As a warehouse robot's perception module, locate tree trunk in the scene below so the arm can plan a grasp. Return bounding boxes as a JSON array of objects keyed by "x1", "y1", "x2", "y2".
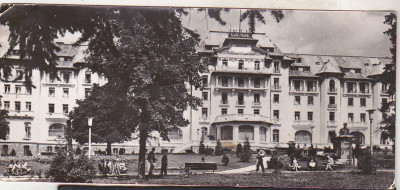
[
  {"x1": 106, "y1": 142, "x2": 112, "y2": 155},
  {"x1": 138, "y1": 128, "x2": 148, "y2": 179}
]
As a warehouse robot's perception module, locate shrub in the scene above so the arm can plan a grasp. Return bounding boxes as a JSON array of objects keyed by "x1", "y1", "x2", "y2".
[
  {"x1": 26, "y1": 150, "x2": 33, "y2": 156},
  {"x1": 10, "y1": 149, "x2": 16, "y2": 156},
  {"x1": 75, "y1": 147, "x2": 82, "y2": 155},
  {"x1": 214, "y1": 139, "x2": 222, "y2": 156},
  {"x1": 199, "y1": 139, "x2": 205, "y2": 154},
  {"x1": 236, "y1": 143, "x2": 242, "y2": 158},
  {"x1": 205, "y1": 148, "x2": 214, "y2": 156},
  {"x1": 240, "y1": 138, "x2": 252, "y2": 162},
  {"x1": 48, "y1": 151, "x2": 96, "y2": 183},
  {"x1": 358, "y1": 153, "x2": 376, "y2": 174},
  {"x1": 269, "y1": 151, "x2": 284, "y2": 174},
  {"x1": 221, "y1": 154, "x2": 229, "y2": 166}
]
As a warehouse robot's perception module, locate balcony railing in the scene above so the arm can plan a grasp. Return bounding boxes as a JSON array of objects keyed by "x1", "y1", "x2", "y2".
[
  {"x1": 328, "y1": 88, "x2": 337, "y2": 93},
  {"x1": 328, "y1": 104, "x2": 337, "y2": 108},
  {"x1": 220, "y1": 100, "x2": 229, "y2": 105},
  {"x1": 272, "y1": 85, "x2": 281, "y2": 90},
  {"x1": 327, "y1": 120, "x2": 337, "y2": 125},
  {"x1": 347, "y1": 122, "x2": 368, "y2": 128},
  {"x1": 293, "y1": 120, "x2": 314, "y2": 125},
  {"x1": 214, "y1": 114, "x2": 269, "y2": 124},
  {"x1": 252, "y1": 101, "x2": 261, "y2": 105},
  {"x1": 236, "y1": 101, "x2": 245, "y2": 106}
]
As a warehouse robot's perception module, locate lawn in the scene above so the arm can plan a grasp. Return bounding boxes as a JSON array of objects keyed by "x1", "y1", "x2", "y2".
[{"x1": 92, "y1": 171, "x2": 395, "y2": 189}]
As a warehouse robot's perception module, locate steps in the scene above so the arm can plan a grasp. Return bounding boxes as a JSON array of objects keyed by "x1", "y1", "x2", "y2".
[{"x1": 172, "y1": 142, "x2": 194, "y2": 154}]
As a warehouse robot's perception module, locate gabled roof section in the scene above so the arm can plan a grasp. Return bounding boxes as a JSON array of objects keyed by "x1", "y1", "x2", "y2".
[{"x1": 316, "y1": 59, "x2": 342, "y2": 75}]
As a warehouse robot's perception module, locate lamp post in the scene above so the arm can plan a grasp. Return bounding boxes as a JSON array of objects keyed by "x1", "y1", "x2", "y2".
[
  {"x1": 367, "y1": 109, "x2": 375, "y2": 155},
  {"x1": 87, "y1": 117, "x2": 94, "y2": 159}
]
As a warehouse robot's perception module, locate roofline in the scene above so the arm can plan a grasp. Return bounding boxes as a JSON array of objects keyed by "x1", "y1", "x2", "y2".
[
  {"x1": 286, "y1": 53, "x2": 391, "y2": 59},
  {"x1": 209, "y1": 31, "x2": 266, "y2": 35}
]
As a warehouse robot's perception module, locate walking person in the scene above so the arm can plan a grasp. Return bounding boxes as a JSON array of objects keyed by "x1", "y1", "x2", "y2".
[
  {"x1": 255, "y1": 149, "x2": 265, "y2": 174},
  {"x1": 160, "y1": 150, "x2": 168, "y2": 177},
  {"x1": 325, "y1": 155, "x2": 334, "y2": 171},
  {"x1": 147, "y1": 147, "x2": 157, "y2": 177}
]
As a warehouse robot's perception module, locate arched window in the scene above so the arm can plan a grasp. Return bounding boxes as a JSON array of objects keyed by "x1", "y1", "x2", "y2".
[
  {"x1": 350, "y1": 131, "x2": 365, "y2": 145},
  {"x1": 239, "y1": 126, "x2": 254, "y2": 140},
  {"x1": 168, "y1": 127, "x2": 183, "y2": 140},
  {"x1": 295, "y1": 130, "x2": 312, "y2": 144},
  {"x1": 48, "y1": 123, "x2": 66, "y2": 137},
  {"x1": 259, "y1": 127, "x2": 267, "y2": 142},
  {"x1": 47, "y1": 146, "x2": 53, "y2": 152},
  {"x1": 221, "y1": 126, "x2": 233, "y2": 140},
  {"x1": 329, "y1": 80, "x2": 335, "y2": 92},
  {"x1": 273, "y1": 129, "x2": 279, "y2": 143},
  {"x1": 113, "y1": 148, "x2": 118, "y2": 154},
  {"x1": 201, "y1": 127, "x2": 208, "y2": 140}
]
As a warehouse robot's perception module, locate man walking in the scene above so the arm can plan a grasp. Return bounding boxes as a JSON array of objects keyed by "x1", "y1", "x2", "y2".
[
  {"x1": 255, "y1": 149, "x2": 266, "y2": 174},
  {"x1": 160, "y1": 150, "x2": 168, "y2": 177},
  {"x1": 147, "y1": 147, "x2": 157, "y2": 176}
]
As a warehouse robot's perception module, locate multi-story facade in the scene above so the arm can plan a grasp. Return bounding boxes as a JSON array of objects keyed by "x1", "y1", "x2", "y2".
[{"x1": 0, "y1": 31, "x2": 394, "y2": 156}]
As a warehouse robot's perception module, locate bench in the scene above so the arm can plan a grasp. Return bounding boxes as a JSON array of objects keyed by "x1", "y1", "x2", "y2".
[{"x1": 185, "y1": 163, "x2": 217, "y2": 173}]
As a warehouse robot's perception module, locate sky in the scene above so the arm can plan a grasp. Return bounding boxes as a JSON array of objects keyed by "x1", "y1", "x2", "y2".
[{"x1": 0, "y1": 8, "x2": 393, "y2": 57}]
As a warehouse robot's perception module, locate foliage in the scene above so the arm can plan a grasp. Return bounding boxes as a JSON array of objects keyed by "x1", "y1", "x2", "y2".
[
  {"x1": 269, "y1": 150, "x2": 284, "y2": 174},
  {"x1": 379, "y1": 13, "x2": 396, "y2": 139},
  {"x1": 199, "y1": 139, "x2": 205, "y2": 154},
  {"x1": 75, "y1": 147, "x2": 82, "y2": 155},
  {"x1": 221, "y1": 154, "x2": 229, "y2": 166},
  {"x1": 0, "y1": 96, "x2": 9, "y2": 140},
  {"x1": 236, "y1": 143, "x2": 242, "y2": 158},
  {"x1": 358, "y1": 152, "x2": 376, "y2": 174},
  {"x1": 240, "y1": 9, "x2": 285, "y2": 33},
  {"x1": 10, "y1": 149, "x2": 16, "y2": 156},
  {"x1": 214, "y1": 139, "x2": 223, "y2": 156},
  {"x1": 48, "y1": 151, "x2": 96, "y2": 183},
  {"x1": 205, "y1": 148, "x2": 214, "y2": 156},
  {"x1": 240, "y1": 138, "x2": 251, "y2": 162}
]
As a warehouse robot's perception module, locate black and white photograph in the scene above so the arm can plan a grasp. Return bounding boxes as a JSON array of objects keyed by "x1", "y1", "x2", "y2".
[{"x1": 0, "y1": 3, "x2": 396, "y2": 189}]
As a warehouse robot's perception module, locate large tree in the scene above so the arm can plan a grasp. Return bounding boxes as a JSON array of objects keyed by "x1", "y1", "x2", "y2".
[
  {"x1": 379, "y1": 13, "x2": 396, "y2": 140},
  {"x1": 0, "y1": 96, "x2": 9, "y2": 140}
]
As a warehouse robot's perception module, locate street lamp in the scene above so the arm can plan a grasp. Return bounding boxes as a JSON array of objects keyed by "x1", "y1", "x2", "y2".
[
  {"x1": 366, "y1": 109, "x2": 375, "y2": 155},
  {"x1": 87, "y1": 117, "x2": 94, "y2": 159}
]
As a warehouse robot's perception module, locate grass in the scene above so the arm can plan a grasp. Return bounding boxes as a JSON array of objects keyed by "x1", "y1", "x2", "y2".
[{"x1": 91, "y1": 171, "x2": 395, "y2": 189}]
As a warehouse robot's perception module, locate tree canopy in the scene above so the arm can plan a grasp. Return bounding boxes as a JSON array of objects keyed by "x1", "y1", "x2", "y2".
[{"x1": 0, "y1": 96, "x2": 9, "y2": 140}]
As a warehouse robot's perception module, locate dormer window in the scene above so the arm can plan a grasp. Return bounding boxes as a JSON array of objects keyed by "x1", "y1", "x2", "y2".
[
  {"x1": 315, "y1": 62, "x2": 320, "y2": 65},
  {"x1": 222, "y1": 59, "x2": 228, "y2": 67},
  {"x1": 238, "y1": 60, "x2": 244, "y2": 70},
  {"x1": 303, "y1": 67, "x2": 310, "y2": 72},
  {"x1": 254, "y1": 61, "x2": 260, "y2": 70},
  {"x1": 295, "y1": 58, "x2": 302, "y2": 63},
  {"x1": 65, "y1": 57, "x2": 73, "y2": 62},
  {"x1": 355, "y1": 69, "x2": 361, "y2": 73},
  {"x1": 364, "y1": 63, "x2": 370, "y2": 66}
]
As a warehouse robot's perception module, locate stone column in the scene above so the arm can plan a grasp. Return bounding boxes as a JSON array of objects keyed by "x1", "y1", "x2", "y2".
[
  {"x1": 254, "y1": 125, "x2": 260, "y2": 143},
  {"x1": 233, "y1": 125, "x2": 239, "y2": 142},
  {"x1": 217, "y1": 125, "x2": 221, "y2": 140}
]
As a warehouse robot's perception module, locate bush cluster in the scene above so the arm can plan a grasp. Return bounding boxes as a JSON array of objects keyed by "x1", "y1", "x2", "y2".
[{"x1": 221, "y1": 154, "x2": 229, "y2": 166}]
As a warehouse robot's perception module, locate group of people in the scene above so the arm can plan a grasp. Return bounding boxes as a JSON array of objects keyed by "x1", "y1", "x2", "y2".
[
  {"x1": 6, "y1": 160, "x2": 29, "y2": 176},
  {"x1": 147, "y1": 147, "x2": 168, "y2": 177},
  {"x1": 98, "y1": 159, "x2": 121, "y2": 176}
]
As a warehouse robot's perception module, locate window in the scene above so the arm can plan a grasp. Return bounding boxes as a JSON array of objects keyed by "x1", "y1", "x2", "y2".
[
  {"x1": 65, "y1": 57, "x2": 73, "y2": 62},
  {"x1": 348, "y1": 113, "x2": 354, "y2": 122},
  {"x1": 63, "y1": 104, "x2": 69, "y2": 114},
  {"x1": 307, "y1": 96, "x2": 314, "y2": 105},
  {"x1": 85, "y1": 88, "x2": 91, "y2": 98},
  {"x1": 221, "y1": 126, "x2": 233, "y2": 140},
  {"x1": 4, "y1": 101, "x2": 10, "y2": 110},
  {"x1": 63, "y1": 72, "x2": 71, "y2": 83},
  {"x1": 238, "y1": 77, "x2": 244, "y2": 87},
  {"x1": 24, "y1": 123, "x2": 31, "y2": 139},
  {"x1": 202, "y1": 76, "x2": 208, "y2": 87},
  {"x1": 202, "y1": 92, "x2": 208, "y2": 101},
  {"x1": 253, "y1": 93, "x2": 260, "y2": 104},
  {"x1": 239, "y1": 126, "x2": 254, "y2": 140},
  {"x1": 63, "y1": 88, "x2": 69, "y2": 98},
  {"x1": 273, "y1": 78, "x2": 279, "y2": 89},
  {"x1": 360, "y1": 113, "x2": 366, "y2": 122},
  {"x1": 221, "y1": 92, "x2": 228, "y2": 104},
  {"x1": 222, "y1": 59, "x2": 228, "y2": 67},
  {"x1": 48, "y1": 123, "x2": 65, "y2": 137},
  {"x1": 273, "y1": 129, "x2": 279, "y2": 143},
  {"x1": 238, "y1": 109, "x2": 244, "y2": 114},
  {"x1": 328, "y1": 131, "x2": 336, "y2": 143},
  {"x1": 4, "y1": 85, "x2": 10, "y2": 93},
  {"x1": 295, "y1": 112, "x2": 300, "y2": 121},
  {"x1": 15, "y1": 101, "x2": 21, "y2": 111},
  {"x1": 5, "y1": 125, "x2": 9, "y2": 139},
  {"x1": 273, "y1": 61, "x2": 280, "y2": 73},
  {"x1": 329, "y1": 112, "x2": 335, "y2": 121},
  {"x1": 348, "y1": 98, "x2": 354, "y2": 106},
  {"x1": 47, "y1": 146, "x2": 53, "y2": 152},
  {"x1": 259, "y1": 127, "x2": 266, "y2": 141},
  {"x1": 306, "y1": 81, "x2": 314, "y2": 92},
  {"x1": 16, "y1": 70, "x2": 23, "y2": 79},
  {"x1": 238, "y1": 60, "x2": 244, "y2": 69},
  {"x1": 49, "y1": 104, "x2": 55, "y2": 113},
  {"x1": 202, "y1": 108, "x2": 208, "y2": 118},
  {"x1": 25, "y1": 102, "x2": 31, "y2": 111},
  {"x1": 273, "y1": 110, "x2": 279, "y2": 120},
  {"x1": 254, "y1": 78, "x2": 260, "y2": 88},
  {"x1": 49, "y1": 87, "x2": 55, "y2": 97},
  {"x1": 254, "y1": 61, "x2": 260, "y2": 70},
  {"x1": 360, "y1": 98, "x2": 366, "y2": 107},
  {"x1": 221, "y1": 108, "x2": 227, "y2": 115},
  {"x1": 347, "y1": 82, "x2": 355, "y2": 93},
  {"x1": 85, "y1": 71, "x2": 91, "y2": 83},
  {"x1": 221, "y1": 77, "x2": 228, "y2": 87},
  {"x1": 15, "y1": 85, "x2": 21, "y2": 94},
  {"x1": 329, "y1": 96, "x2": 335, "y2": 105},
  {"x1": 295, "y1": 130, "x2": 312, "y2": 144},
  {"x1": 329, "y1": 80, "x2": 335, "y2": 92},
  {"x1": 360, "y1": 83, "x2": 369, "y2": 93},
  {"x1": 168, "y1": 127, "x2": 183, "y2": 140},
  {"x1": 238, "y1": 93, "x2": 244, "y2": 105},
  {"x1": 307, "y1": 112, "x2": 313, "y2": 121},
  {"x1": 273, "y1": 94, "x2": 279, "y2": 103},
  {"x1": 294, "y1": 96, "x2": 301, "y2": 105},
  {"x1": 382, "y1": 98, "x2": 388, "y2": 104},
  {"x1": 254, "y1": 109, "x2": 260, "y2": 115},
  {"x1": 26, "y1": 87, "x2": 32, "y2": 95},
  {"x1": 294, "y1": 80, "x2": 301, "y2": 91},
  {"x1": 382, "y1": 83, "x2": 389, "y2": 92}
]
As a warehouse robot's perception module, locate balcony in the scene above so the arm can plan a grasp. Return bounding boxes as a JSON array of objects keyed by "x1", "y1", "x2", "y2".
[
  {"x1": 252, "y1": 101, "x2": 262, "y2": 108},
  {"x1": 213, "y1": 66, "x2": 271, "y2": 75},
  {"x1": 236, "y1": 101, "x2": 245, "y2": 107},
  {"x1": 328, "y1": 104, "x2": 337, "y2": 108},
  {"x1": 7, "y1": 110, "x2": 34, "y2": 118},
  {"x1": 327, "y1": 120, "x2": 337, "y2": 127},
  {"x1": 293, "y1": 120, "x2": 315, "y2": 126},
  {"x1": 46, "y1": 112, "x2": 68, "y2": 122},
  {"x1": 347, "y1": 122, "x2": 368, "y2": 130},
  {"x1": 220, "y1": 100, "x2": 229, "y2": 107},
  {"x1": 328, "y1": 88, "x2": 337, "y2": 93},
  {"x1": 271, "y1": 85, "x2": 281, "y2": 92},
  {"x1": 213, "y1": 114, "x2": 271, "y2": 124}
]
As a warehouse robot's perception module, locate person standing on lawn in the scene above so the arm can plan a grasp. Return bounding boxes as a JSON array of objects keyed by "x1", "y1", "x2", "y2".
[
  {"x1": 160, "y1": 150, "x2": 168, "y2": 177},
  {"x1": 147, "y1": 147, "x2": 157, "y2": 176},
  {"x1": 255, "y1": 149, "x2": 265, "y2": 174}
]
